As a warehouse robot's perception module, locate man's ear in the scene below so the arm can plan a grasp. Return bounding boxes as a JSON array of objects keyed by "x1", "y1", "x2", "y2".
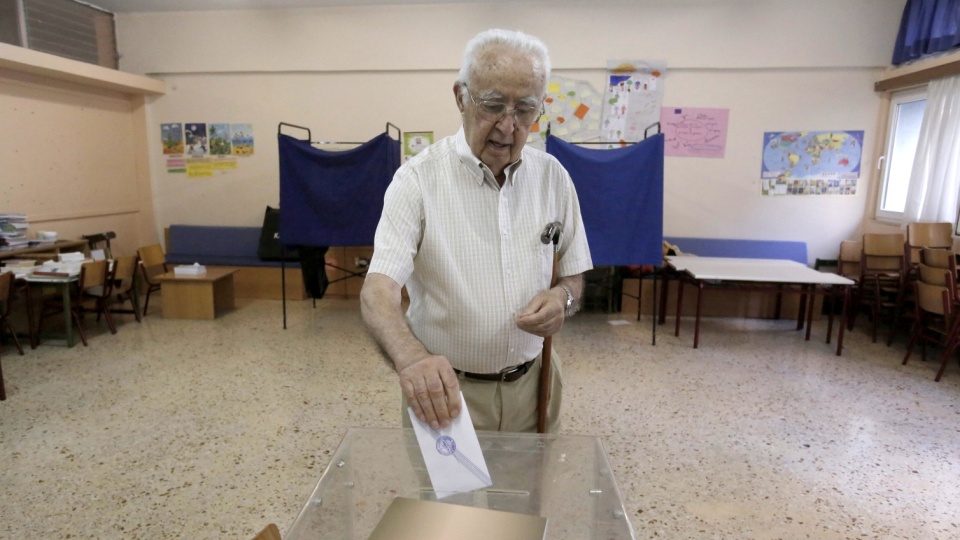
[{"x1": 453, "y1": 82, "x2": 465, "y2": 113}]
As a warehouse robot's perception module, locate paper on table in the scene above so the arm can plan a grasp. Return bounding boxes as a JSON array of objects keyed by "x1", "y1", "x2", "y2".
[{"x1": 407, "y1": 393, "x2": 492, "y2": 499}]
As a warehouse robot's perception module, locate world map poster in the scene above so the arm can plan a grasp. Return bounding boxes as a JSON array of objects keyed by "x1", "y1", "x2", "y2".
[{"x1": 760, "y1": 130, "x2": 864, "y2": 196}]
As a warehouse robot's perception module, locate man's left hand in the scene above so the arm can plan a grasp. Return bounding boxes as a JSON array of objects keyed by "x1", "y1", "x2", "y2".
[{"x1": 516, "y1": 287, "x2": 566, "y2": 337}]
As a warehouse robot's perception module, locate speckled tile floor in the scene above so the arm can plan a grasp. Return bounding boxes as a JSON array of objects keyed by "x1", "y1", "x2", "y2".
[{"x1": 0, "y1": 297, "x2": 958, "y2": 539}]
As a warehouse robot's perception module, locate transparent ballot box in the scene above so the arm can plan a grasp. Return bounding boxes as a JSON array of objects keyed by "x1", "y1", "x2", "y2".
[{"x1": 286, "y1": 427, "x2": 636, "y2": 539}]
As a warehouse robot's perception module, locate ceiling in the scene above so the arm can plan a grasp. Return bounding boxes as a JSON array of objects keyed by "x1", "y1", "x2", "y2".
[{"x1": 88, "y1": 0, "x2": 523, "y2": 14}]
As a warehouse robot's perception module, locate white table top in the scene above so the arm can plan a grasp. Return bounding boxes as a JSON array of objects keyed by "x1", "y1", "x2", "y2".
[{"x1": 666, "y1": 255, "x2": 855, "y2": 286}]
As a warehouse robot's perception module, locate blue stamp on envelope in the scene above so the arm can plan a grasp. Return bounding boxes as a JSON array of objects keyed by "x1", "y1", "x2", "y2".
[{"x1": 436, "y1": 435, "x2": 457, "y2": 456}]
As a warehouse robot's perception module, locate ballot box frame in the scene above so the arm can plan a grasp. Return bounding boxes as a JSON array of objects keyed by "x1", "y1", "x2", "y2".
[{"x1": 285, "y1": 427, "x2": 636, "y2": 539}]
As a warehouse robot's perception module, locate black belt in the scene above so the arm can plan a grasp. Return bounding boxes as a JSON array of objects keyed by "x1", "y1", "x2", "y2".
[{"x1": 455, "y1": 358, "x2": 536, "y2": 383}]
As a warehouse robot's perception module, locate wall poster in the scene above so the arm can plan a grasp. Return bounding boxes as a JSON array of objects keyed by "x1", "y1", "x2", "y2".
[
  {"x1": 761, "y1": 130, "x2": 864, "y2": 196},
  {"x1": 600, "y1": 60, "x2": 666, "y2": 144},
  {"x1": 160, "y1": 122, "x2": 253, "y2": 176}
]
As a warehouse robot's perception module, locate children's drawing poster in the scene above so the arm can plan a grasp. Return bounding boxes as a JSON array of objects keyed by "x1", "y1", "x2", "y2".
[
  {"x1": 231, "y1": 124, "x2": 254, "y2": 155},
  {"x1": 162, "y1": 122, "x2": 253, "y2": 175},
  {"x1": 528, "y1": 75, "x2": 602, "y2": 149},
  {"x1": 659, "y1": 107, "x2": 729, "y2": 158},
  {"x1": 185, "y1": 123, "x2": 208, "y2": 157},
  {"x1": 161, "y1": 123, "x2": 184, "y2": 155},
  {"x1": 601, "y1": 60, "x2": 666, "y2": 144},
  {"x1": 209, "y1": 123, "x2": 231, "y2": 155}
]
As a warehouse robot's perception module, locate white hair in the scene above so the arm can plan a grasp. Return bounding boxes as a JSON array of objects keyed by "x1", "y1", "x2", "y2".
[{"x1": 457, "y1": 29, "x2": 551, "y2": 97}]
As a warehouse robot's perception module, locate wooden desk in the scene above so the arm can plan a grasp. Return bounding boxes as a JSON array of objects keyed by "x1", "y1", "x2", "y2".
[
  {"x1": 156, "y1": 268, "x2": 238, "y2": 319},
  {"x1": 0, "y1": 239, "x2": 89, "y2": 261}
]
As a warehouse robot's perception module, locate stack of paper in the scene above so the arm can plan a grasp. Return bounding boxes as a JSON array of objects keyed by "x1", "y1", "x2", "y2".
[
  {"x1": 174, "y1": 263, "x2": 207, "y2": 276},
  {"x1": 0, "y1": 213, "x2": 29, "y2": 250}
]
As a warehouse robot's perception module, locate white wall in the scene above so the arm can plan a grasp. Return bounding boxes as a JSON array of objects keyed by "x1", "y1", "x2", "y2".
[{"x1": 116, "y1": 0, "x2": 905, "y2": 263}]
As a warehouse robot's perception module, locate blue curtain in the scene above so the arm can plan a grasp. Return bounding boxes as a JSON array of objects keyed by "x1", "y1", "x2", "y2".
[
  {"x1": 278, "y1": 133, "x2": 400, "y2": 247},
  {"x1": 546, "y1": 134, "x2": 664, "y2": 266},
  {"x1": 892, "y1": 0, "x2": 960, "y2": 65}
]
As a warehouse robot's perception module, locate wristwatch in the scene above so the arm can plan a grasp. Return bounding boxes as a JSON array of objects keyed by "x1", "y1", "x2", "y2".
[{"x1": 559, "y1": 284, "x2": 576, "y2": 316}]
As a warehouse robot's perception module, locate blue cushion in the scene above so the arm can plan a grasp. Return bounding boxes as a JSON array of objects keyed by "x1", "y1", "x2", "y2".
[
  {"x1": 167, "y1": 225, "x2": 300, "y2": 268},
  {"x1": 664, "y1": 237, "x2": 808, "y2": 265}
]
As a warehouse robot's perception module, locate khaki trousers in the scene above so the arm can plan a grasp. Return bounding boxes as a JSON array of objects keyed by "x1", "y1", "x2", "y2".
[{"x1": 401, "y1": 348, "x2": 563, "y2": 433}]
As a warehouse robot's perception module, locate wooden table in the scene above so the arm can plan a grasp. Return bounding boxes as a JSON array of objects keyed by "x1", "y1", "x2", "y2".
[{"x1": 155, "y1": 267, "x2": 238, "y2": 319}]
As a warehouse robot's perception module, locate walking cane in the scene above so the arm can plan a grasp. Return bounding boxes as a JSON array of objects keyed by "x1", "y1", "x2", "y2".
[{"x1": 538, "y1": 223, "x2": 562, "y2": 433}]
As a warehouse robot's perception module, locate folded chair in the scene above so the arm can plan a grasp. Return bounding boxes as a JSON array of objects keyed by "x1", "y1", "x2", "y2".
[
  {"x1": 0, "y1": 272, "x2": 25, "y2": 400},
  {"x1": 137, "y1": 244, "x2": 167, "y2": 316}
]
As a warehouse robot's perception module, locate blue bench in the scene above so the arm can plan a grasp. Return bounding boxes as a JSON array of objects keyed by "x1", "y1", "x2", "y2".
[
  {"x1": 663, "y1": 236, "x2": 808, "y2": 265},
  {"x1": 165, "y1": 225, "x2": 305, "y2": 300},
  {"x1": 166, "y1": 225, "x2": 300, "y2": 268}
]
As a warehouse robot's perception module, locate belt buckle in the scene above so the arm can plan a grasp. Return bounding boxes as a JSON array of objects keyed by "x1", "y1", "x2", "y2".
[{"x1": 498, "y1": 361, "x2": 526, "y2": 382}]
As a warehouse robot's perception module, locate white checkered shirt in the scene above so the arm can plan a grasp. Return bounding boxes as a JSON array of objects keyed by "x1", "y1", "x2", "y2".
[{"x1": 368, "y1": 128, "x2": 593, "y2": 374}]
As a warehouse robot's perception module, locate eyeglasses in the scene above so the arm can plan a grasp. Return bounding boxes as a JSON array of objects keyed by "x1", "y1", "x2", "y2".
[{"x1": 463, "y1": 84, "x2": 543, "y2": 127}]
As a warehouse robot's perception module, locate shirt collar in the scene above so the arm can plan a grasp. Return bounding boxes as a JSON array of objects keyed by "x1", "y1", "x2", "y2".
[{"x1": 454, "y1": 127, "x2": 524, "y2": 187}]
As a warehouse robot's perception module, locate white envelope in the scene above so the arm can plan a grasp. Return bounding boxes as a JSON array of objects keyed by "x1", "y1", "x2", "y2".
[{"x1": 407, "y1": 393, "x2": 492, "y2": 499}]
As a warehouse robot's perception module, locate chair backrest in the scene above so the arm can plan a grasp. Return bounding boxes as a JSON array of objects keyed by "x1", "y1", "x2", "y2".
[
  {"x1": 111, "y1": 255, "x2": 138, "y2": 295},
  {"x1": 79, "y1": 260, "x2": 109, "y2": 293},
  {"x1": 915, "y1": 279, "x2": 951, "y2": 316},
  {"x1": 138, "y1": 244, "x2": 167, "y2": 281},
  {"x1": 920, "y1": 247, "x2": 955, "y2": 269},
  {"x1": 861, "y1": 233, "x2": 905, "y2": 273},
  {"x1": 906, "y1": 222, "x2": 953, "y2": 267},
  {"x1": 838, "y1": 240, "x2": 861, "y2": 279},
  {"x1": 918, "y1": 262, "x2": 949, "y2": 287}
]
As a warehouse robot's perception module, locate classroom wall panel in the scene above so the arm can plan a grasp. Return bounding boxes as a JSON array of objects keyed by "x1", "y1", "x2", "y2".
[{"x1": 121, "y1": 0, "x2": 904, "y2": 265}]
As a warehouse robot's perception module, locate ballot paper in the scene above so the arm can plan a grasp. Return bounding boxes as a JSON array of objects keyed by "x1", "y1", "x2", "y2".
[{"x1": 407, "y1": 393, "x2": 492, "y2": 498}]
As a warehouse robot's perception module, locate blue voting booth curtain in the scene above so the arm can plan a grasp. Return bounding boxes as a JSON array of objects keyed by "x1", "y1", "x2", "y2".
[
  {"x1": 278, "y1": 133, "x2": 400, "y2": 247},
  {"x1": 892, "y1": 0, "x2": 960, "y2": 65},
  {"x1": 546, "y1": 134, "x2": 664, "y2": 266}
]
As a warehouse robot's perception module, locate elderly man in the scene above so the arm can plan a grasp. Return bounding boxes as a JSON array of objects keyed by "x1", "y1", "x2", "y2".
[{"x1": 361, "y1": 28, "x2": 592, "y2": 433}]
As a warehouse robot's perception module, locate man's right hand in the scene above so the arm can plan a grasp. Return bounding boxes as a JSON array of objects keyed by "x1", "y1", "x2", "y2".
[{"x1": 397, "y1": 355, "x2": 461, "y2": 430}]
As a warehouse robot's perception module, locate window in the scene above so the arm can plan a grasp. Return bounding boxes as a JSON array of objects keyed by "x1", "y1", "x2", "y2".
[
  {"x1": 876, "y1": 87, "x2": 927, "y2": 222},
  {"x1": 0, "y1": 0, "x2": 117, "y2": 69}
]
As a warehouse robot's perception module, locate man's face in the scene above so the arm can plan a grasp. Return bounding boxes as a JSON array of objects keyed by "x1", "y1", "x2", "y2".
[{"x1": 456, "y1": 48, "x2": 544, "y2": 179}]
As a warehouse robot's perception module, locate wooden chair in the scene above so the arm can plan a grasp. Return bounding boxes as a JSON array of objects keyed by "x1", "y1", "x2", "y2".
[
  {"x1": 856, "y1": 233, "x2": 904, "y2": 343},
  {"x1": 137, "y1": 244, "x2": 167, "y2": 316},
  {"x1": 81, "y1": 231, "x2": 117, "y2": 260},
  {"x1": 0, "y1": 272, "x2": 25, "y2": 401},
  {"x1": 37, "y1": 260, "x2": 114, "y2": 347},
  {"x1": 919, "y1": 247, "x2": 958, "y2": 302},
  {"x1": 108, "y1": 254, "x2": 142, "y2": 323},
  {"x1": 836, "y1": 240, "x2": 861, "y2": 326},
  {"x1": 902, "y1": 262, "x2": 960, "y2": 381},
  {"x1": 887, "y1": 222, "x2": 954, "y2": 344},
  {"x1": 251, "y1": 523, "x2": 281, "y2": 540}
]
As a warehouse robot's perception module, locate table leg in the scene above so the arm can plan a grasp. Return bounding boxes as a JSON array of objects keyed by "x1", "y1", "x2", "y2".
[
  {"x1": 62, "y1": 282, "x2": 74, "y2": 347},
  {"x1": 826, "y1": 287, "x2": 835, "y2": 345},
  {"x1": 795, "y1": 284, "x2": 806, "y2": 330},
  {"x1": 674, "y1": 278, "x2": 684, "y2": 337},
  {"x1": 694, "y1": 281, "x2": 704, "y2": 349},
  {"x1": 804, "y1": 285, "x2": 815, "y2": 341},
  {"x1": 836, "y1": 285, "x2": 849, "y2": 356}
]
